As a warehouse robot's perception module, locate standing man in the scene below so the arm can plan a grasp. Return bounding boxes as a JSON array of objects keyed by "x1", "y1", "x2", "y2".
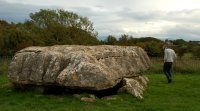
[{"x1": 164, "y1": 44, "x2": 177, "y2": 83}]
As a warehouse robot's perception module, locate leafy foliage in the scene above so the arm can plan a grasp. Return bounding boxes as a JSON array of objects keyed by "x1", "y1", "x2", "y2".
[
  {"x1": 191, "y1": 45, "x2": 200, "y2": 58},
  {"x1": 104, "y1": 35, "x2": 164, "y2": 57},
  {"x1": 0, "y1": 9, "x2": 200, "y2": 57},
  {"x1": 106, "y1": 35, "x2": 117, "y2": 45},
  {"x1": 0, "y1": 9, "x2": 99, "y2": 55}
]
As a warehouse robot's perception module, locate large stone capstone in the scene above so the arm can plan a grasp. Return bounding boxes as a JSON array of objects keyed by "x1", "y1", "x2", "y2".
[{"x1": 8, "y1": 45, "x2": 151, "y2": 99}]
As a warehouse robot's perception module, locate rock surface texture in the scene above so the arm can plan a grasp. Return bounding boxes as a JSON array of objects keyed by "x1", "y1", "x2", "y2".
[{"x1": 9, "y1": 45, "x2": 151, "y2": 99}]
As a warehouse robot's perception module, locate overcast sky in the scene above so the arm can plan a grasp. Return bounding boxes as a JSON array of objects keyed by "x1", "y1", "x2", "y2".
[{"x1": 0, "y1": 0, "x2": 200, "y2": 41}]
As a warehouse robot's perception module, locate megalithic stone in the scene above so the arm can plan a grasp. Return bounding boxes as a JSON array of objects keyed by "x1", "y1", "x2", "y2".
[{"x1": 8, "y1": 45, "x2": 151, "y2": 98}]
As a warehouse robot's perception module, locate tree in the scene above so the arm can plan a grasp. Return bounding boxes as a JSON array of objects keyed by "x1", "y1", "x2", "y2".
[
  {"x1": 128, "y1": 36, "x2": 137, "y2": 45},
  {"x1": 173, "y1": 46, "x2": 188, "y2": 58},
  {"x1": 106, "y1": 35, "x2": 117, "y2": 45},
  {"x1": 138, "y1": 37, "x2": 162, "y2": 43},
  {"x1": 191, "y1": 45, "x2": 200, "y2": 58},
  {"x1": 118, "y1": 34, "x2": 129, "y2": 45},
  {"x1": 173, "y1": 39, "x2": 187, "y2": 46},
  {"x1": 1, "y1": 29, "x2": 34, "y2": 55},
  {"x1": 29, "y1": 9, "x2": 97, "y2": 36},
  {"x1": 144, "y1": 41, "x2": 164, "y2": 57},
  {"x1": 0, "y1": 20, "x2": 18, "y2": 56},
  {"x1": 23, "y1": 9, "x2": 98, "y2": 45},
  {"x1": 172, "y1": 39, "x2": 188, "y2": 58}
]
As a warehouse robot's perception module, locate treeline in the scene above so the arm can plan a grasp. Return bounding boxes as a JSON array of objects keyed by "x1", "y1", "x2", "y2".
[
  {"x1": 0, "y1": 9, "x2": 99, "y2": 56},
  {"x1": 100, "y1": 35, "x2": 200, "y2": 58},
  {"x1": 101, "y1": 35, "x2": 164, "y2": 57},
  {"x1": 168, "y1": 39, "x2": 200, "y2": 58},
  {"x1": 0, "y1": 9, "x2": 200, "y2": 58}
]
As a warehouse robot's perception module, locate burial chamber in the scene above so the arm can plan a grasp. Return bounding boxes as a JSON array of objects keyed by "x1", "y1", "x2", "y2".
[{"x1": 8, "y1": 45, "x2": 151, "y2": 99}]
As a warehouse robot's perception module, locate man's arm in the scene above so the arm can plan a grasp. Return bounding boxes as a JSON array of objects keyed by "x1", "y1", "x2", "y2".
[
  {"x1": 164, "y1": 49, "x2": 167, "y2": 62},
  {"x1": 173, "y1": 50, "x2": 177, "y2": 59}
]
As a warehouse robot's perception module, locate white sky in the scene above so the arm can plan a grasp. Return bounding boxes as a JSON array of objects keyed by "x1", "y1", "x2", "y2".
[{"x1": 1, "y1": 0, "x2": 200, "y2": 40}]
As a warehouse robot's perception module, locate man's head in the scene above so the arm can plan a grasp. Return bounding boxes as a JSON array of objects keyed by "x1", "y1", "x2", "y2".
[
  {"x1": 163, "y1": 44, "x2": 171, "y2": 49},
  {"x1": 164, "y1": 40, "x2": 172, "y2": 49}
]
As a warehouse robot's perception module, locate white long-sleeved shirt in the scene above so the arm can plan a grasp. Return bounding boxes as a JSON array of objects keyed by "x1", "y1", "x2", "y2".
[{"x1": 164, "y1": 48, "x2": 177, "y2": 62}]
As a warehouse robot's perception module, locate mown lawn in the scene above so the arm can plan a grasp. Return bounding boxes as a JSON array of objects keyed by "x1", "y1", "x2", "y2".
[{"x1": 0, "y1": 60, "x2": 200, "y2": 111}]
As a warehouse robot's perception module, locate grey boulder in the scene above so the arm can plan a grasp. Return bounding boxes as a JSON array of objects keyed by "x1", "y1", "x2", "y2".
[{"x1": 8, "y1": 45, "x2": 151, "y2": 98}]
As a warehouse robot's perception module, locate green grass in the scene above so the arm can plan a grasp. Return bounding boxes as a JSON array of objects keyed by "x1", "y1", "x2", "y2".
[{"x1": 1, "y1": 59, "x2": 200, "y2": 111}]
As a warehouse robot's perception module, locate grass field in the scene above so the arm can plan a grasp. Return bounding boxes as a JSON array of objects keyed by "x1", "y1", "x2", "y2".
[
  {"x1": 1, "y1": 59, "x2": 200, "y2": 111},
  {"x1": 148, "y1": 57, "x2": 200, "y2": 74}
]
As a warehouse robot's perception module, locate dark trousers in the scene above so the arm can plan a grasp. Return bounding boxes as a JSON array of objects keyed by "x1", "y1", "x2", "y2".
[{"x1": 164, "y1": 62, "x2": 173, "y2": 82}]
